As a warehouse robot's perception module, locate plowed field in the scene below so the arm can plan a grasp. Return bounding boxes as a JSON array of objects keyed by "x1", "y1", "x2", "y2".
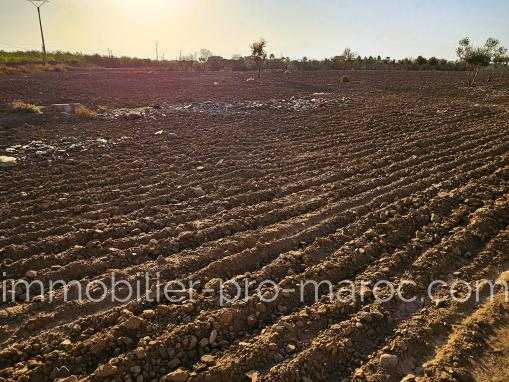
[{"x1": 0, "y1": 69, "x2": 508, "y2": 382}]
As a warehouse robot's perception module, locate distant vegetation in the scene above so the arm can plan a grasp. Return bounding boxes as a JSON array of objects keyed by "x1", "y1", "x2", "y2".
[{"x1": 1, "y1": 37, "x2": 508, "y2": 77}]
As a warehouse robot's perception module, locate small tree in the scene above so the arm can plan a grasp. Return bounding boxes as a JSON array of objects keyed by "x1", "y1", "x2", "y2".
[
  {"x1": 199, "y1": 49, "x2": 213, "y2": 63},
  {"x1": 341, "y1": 48, "x2": 357, "y2": 69},
  {"x1": 342, "y1": 47, "x2": 357, "y2": 61},
  {"x1": 415, "y1": 55, "x2": 427, "y2": 65},
  {"x1": 456, "y1": 37, "x2": 507, "y2": 86},
  {"x1": 250, "y1": 39, "x2": 267, "y2": 80},
  {"x1": 281, "y1": 56, "x2": 290, "y2": 71}
]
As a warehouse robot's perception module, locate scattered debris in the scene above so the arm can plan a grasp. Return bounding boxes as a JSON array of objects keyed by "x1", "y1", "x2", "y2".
[
  {"x1": 3, "y1": 136, "x2": 129, "y2": 162},
  {"x1": 98, "y1": 106, "x2": 162, "y2": 120}
]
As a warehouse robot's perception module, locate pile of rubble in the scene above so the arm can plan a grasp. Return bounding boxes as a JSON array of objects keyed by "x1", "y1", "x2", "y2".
[
  {"x1": 100, "y1": 93, "x2": 349, "y2": 119},
  {"x1": 166, "y1": 93, "x2": 349, "y2": 115}
]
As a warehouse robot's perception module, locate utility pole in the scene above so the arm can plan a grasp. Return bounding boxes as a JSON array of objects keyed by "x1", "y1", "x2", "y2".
[
  {"x1": 27, "y1": 0, "x2": 49, "y2": 65},
  {"x1": 155, "y1": 41, "x2": 159, "y2": 61}
]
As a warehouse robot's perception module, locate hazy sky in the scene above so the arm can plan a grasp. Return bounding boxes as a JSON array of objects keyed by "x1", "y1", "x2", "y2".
[{"x1": 1, "y1": 0, "x2": 508, "y2": 60}]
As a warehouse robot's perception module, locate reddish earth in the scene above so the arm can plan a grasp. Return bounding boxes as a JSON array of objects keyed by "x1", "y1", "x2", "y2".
[{"x1": 0, "y1": 69, "x2": 508, "y2": 382}]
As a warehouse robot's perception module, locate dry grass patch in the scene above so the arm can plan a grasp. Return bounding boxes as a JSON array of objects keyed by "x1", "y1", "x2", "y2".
[
  {"x1": 0, "y1": 65, "x2": 27, "y2": 75},
  {"x1": 74, "y1": 104, "x2": 97, "y2": 119},
  {"x1": 0, "y1": 63, "x2": 69, "y2": 76},
  {"x1": 9, "y1": 100, "x2": 42, "y2": 114}
]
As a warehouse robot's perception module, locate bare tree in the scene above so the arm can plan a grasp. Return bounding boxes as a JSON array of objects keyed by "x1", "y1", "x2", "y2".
[{"x1": 250, "y1": 38, "x2": 267, "y2": 80}]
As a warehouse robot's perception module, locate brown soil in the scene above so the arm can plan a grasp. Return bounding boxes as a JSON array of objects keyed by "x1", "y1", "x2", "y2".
[
  {"x1": 473, "y1": 322, "x2": 509, "y2": 382},
  {"x1": 0, "y1": 69, "x2": 508, "y2": 382}
]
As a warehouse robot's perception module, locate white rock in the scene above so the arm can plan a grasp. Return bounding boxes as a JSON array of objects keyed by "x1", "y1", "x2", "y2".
[{"x1": 0, "y1": 156, "x2": 17, "y2": 168}]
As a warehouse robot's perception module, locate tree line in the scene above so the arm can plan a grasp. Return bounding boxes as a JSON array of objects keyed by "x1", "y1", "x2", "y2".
[{"x1": 1, "y1": 36, "x2": 507, "y2": 82}]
